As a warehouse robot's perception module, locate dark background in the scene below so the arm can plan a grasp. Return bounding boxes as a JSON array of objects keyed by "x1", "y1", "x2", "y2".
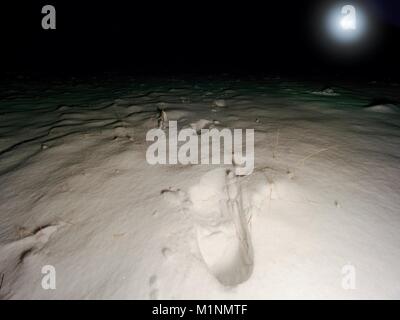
[{"x1": 0, "y1": 0, "x2": 399, "y2": 79}]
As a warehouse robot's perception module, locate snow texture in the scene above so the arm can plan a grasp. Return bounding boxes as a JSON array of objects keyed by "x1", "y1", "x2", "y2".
[{"x1": 0, "y1": 78, "x2": 400, "y2": 299}]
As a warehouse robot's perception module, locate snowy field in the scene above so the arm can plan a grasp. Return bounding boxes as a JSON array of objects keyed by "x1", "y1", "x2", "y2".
[{"x1": 0, "y1": 77, "x2": 399, "y2": 299}]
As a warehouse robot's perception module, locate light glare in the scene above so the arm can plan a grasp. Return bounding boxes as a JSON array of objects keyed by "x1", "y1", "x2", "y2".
[{"x1": 326, "y1": 4, "x2": 366, "y2": 44}]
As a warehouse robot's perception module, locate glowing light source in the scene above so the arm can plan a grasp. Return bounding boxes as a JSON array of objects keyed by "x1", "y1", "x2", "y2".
[
  {"x1": 311, "y1": 2, "x2": 378, "y2": 58},
  {"x1": 325, "y1": 4, "x2": 366, "y2": 44}
]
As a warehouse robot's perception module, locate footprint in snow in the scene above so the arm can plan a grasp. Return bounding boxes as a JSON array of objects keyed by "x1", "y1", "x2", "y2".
[
  {"x1": 161, "y1": 188, "x2": 189, "y2": 206},
  {"x1": 187, "y1": 168, "x2": 254, "y2": 286},
  {"x1": 0, "y1": 224, "x2": 60, "y2": 297}
]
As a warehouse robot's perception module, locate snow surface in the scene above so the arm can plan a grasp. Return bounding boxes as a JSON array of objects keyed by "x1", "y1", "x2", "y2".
[
  {"x1": 0, "y1": 77, "x2": 400, "y2": 299},
  {"x1": 364, "y1": 103, "x2": 399, "y2": 114}
]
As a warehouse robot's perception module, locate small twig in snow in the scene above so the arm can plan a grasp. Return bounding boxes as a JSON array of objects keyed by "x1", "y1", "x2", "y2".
[
  {"x1": 0, "y1": 273, "x2": 4, "y2": 291},
  {"x1": 291, "y1": 145, "x2": 339, "y2": 177}
]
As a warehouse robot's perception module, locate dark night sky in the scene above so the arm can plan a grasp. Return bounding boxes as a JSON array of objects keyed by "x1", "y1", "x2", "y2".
[{"x1": 0, "y1": 0, "x2": 399, "y2": 78}]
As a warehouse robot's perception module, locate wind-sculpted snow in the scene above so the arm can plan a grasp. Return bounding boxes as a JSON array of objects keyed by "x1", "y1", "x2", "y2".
[{"x1": 0, "y1": 78, "x2": 400, "y2": 299}]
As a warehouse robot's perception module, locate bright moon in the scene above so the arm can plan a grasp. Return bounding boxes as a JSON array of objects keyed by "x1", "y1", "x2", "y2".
[{"x1": 323, "y1": 3, "x2": 367, "y2": 45}]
